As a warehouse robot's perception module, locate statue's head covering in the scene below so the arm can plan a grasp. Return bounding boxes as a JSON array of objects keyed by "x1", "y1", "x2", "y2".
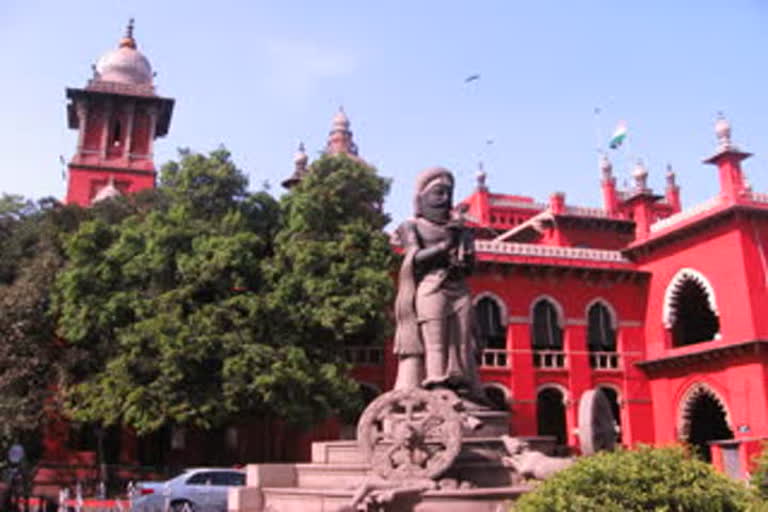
[{"x1": 414, "y1": 166, "x2": 454, "y2": 217}]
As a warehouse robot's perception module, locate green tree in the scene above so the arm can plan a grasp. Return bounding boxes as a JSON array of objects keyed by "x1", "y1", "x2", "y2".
[
  {"x1": 53, "y1": 148, "x2": 392, "y2": 437},
  {"x1": 0, "y1": 197, "x2": 86, "y2": 466},
  {"x1": 264, "y1": 154, "x2": 395, "y2": 422},
  {"x1": 750, "y1": 442, "x2": 768, "y2": 501},
  {"x1": 514, "y1": 445, "x2": 757, "y2": 512}
]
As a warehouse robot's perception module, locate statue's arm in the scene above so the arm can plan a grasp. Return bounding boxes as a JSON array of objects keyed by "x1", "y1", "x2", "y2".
[{"x1": 400, "y1": 222, "x2": 450, "y2": 265}]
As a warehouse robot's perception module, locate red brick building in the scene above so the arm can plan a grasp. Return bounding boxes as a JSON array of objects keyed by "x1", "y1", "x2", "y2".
[{"x1": 55, "y1": 23, "x2": 768, "y2": 484}]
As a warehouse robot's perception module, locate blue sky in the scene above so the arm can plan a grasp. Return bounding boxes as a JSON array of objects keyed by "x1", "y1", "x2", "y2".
[{"x1": 2, "y1": 1, "x2": 767, "y2": 224}]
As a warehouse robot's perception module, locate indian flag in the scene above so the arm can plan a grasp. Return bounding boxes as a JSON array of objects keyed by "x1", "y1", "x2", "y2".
[{"x1": 609, "y1": 121, "x2": 627, "y2": 149}]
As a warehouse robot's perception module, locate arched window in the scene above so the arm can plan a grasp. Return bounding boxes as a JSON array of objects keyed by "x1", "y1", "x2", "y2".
[
  {"x1": 537, "y1": 387, "x2": 567, "y2": 445},
  {"x1": 678, "y1": 384, "x2": 733, "y2": 462},
  {"x1": 664, "y1": 270, "x2": 719, "y2": 347},
  {"x1": 588, "y1": 302, "x2": 616, "y2": 352},
  {"x1": 598, "y1": 386, "x2": 622, "y2": 444},
  {"x1": 483, "y1": 383, "x2": 509, "y2": 411},
  {"x1": 531, "y1": 299, "x2": 563, "y2": 350},
  {"x1": 111, "y1": 119, "x2": 122, "y2": 146},
  {"x1": 475, "y1": 296, "x2": 506, "y2": 350}
]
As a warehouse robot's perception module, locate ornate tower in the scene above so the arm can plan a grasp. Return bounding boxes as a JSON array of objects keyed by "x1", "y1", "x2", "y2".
[
  {"x1": 325, "y1": 106, "x2": 358, "y2": 156},
  {"x1": 64, "y1": 20, "x2": 174, "y2": 206}
]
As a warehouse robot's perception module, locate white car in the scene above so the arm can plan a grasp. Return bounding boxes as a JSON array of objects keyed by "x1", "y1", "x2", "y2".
[{"x1": 131, "y1": 468, "x2": 245, "y2": 512}]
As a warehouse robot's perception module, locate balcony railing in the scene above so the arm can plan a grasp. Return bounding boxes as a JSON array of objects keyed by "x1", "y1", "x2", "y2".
[
  {"x1": 533, "y1": 350, "x2": 567, "y2": 369},
  {"x1": 481, "y1": 349, "x2": 511, "y2": 368},
  {"x1": 344, "y1": 346, "x2": 384, "y2": 365},
  {"x1": 589, "y1": 351, "x2": 621, "y2": 370}
]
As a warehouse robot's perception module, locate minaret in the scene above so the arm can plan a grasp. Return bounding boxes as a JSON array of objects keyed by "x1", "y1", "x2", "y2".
[
  {"x1": 625, "y1": 159, "x2": 659, "y2": 239},
  {"x1": 703, "y1": 113, "x2": 751, "y2": 203},
  {"x1": 664, "y1": 163, "x2": 681, "y2": 212},
  {"x1": 281, "y1": 142, "x2": 309, "y2": 189},
  {"x1": 325, "y1": 107, "x2": 359, "y2": 156},
  {"x1": 599, "y1": 153, "x2": 619, "y2": 215},
  {"x1": 64, "y1": 19, "x2": 175, "y2": 206}
]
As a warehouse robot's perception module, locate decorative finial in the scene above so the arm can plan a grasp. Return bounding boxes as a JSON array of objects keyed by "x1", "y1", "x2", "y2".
[
  {"x1": 119, "y1": 18, "x2": 137, "y2": 49},
  {"x1": 666, "y1": 163, "x2": 676, "y2": 187},
  {"x1": 332, "y1": 106, "x2": 350, "y2": 130},
  {"x1": 476, "y1": 161, "x2": 487, "y2": 189},
  {"x1": 294, "y1": 141, "x2": 308, "y2": 167},
  {"x1": 715, "y1": 112, "x2": 731, "y2": 150},
  {"x1": 633, "y1": 159, "x2": 648, "y2": 191},
  {"x1": 744, "y1": 176, "x2": 753, "y2": 193},
  {"x1": 599, "y1": 153, "x2": 613, "y2": 179},
  {"x1": 326, "y1": 107, "x2": 358, "y2": 156}
]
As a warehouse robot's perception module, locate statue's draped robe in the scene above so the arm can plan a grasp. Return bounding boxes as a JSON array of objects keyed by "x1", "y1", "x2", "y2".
[{"x1": 394, "y1": 217, "x2": 482, "y2": 390}]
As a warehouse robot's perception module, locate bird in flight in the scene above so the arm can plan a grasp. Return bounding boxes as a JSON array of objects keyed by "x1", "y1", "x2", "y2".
[{"x1": 464, "y1": 74, "x2": 481, "y2": 83}]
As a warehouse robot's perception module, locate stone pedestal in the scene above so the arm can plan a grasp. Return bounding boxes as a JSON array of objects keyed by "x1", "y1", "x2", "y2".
[{"x1": 229, "y1": 417, "x2": 557, "y2": 512}]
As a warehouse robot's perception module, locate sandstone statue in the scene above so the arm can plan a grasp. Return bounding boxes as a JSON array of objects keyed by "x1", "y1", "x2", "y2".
[
  {"x1": 392, "y1": 167, "x2": 484, "y2": 401},
  {"x1": 501, "y1": 436, "x2": 575, "y2": 481}
]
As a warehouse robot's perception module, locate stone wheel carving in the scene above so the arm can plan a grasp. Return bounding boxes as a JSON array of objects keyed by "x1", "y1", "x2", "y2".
[
  {"x1": 578, "y1": 388, "x2": 617, "y2": 455},
  {"x1": 357, "y1": 388, "x2": 463, "y2": 481}
]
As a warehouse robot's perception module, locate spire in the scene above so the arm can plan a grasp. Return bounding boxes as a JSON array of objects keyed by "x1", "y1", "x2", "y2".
[
  {"x1": 119, "y1": 18, "x2": 137, "y2": 49},
  {"x1": 281, "y1": 142, "x2": 309, "y2": 189},
  {"x1": 476, "y1": 161, "x2": 487, "y2": 190},
  {"x1": 665, "y1": 163, "x2": 676, "y2": 187},
  {"x1": 714, "y1": 112, "x2": 731, "y2": 151},
  {"x1": 599, "y1": 153, "x2": 613, "y2": 181},
  {"x1": 632, "y1": 159, "x2": 649, "y2": 192},
  {"x1": 325, "y1": 106, "x2": 358, "y2": 156}
]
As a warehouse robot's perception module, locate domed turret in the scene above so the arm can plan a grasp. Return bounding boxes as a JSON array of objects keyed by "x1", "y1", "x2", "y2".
[
  {"x1": 633, "y1": 159, "x2": 649, "y2": 191},
  {"x1": 326, "y1": 106, "x2": 359, "y2": 156},
  {"x1": 599, "y1": 153, "x2": 613, "y2": 181},
  {"x1": 94, "y1": 19, "x2": 153, "y2": 86},
  {"x1": 714, "y1": 112, "x2": 731, "y2": 150}
]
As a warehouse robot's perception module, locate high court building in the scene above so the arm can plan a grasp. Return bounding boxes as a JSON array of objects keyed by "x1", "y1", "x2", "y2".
[{"x1": 49, "y1": 22, "x2": 768, "y2": 483}]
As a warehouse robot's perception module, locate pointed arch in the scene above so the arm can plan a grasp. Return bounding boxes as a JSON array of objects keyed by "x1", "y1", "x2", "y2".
[
  {"x1": 586, "y1": 299, "x2": 618, "y2": 354},
  {"x1": 676, "y1": 382, "x2": 732, "y2": 441},
  {"x1": 536, "y1": 384, "x2": 568, "y2": 445},
  {"x1": 662, "y1": 268, "x2": 718, "y2": 329},
  {"x1": 530, "y1": 296, "x2": 564, "y2": 351},
  {"x1": 529, "y1": 295, "x2": 565, "y2": 327},
  {"x1": 483, "y1": 382, "x2": 511, "y2": 411},
  {"x1": 474, "y1": 293, "x2": 508, "y2": 350},
  {"x1": 585, "y1": 298, "x2": 618, "y2": 329},
  {"x1": 473, "y1": 292, "x2": 508, "y2": 325}
]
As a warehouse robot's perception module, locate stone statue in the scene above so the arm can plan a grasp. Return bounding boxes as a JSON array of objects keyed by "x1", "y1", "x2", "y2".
[
  {"x1": 393, "y1": 167, "x2": 484, "y2": 399},
  {"x1": 501, "y1": 436, "x2": 575, "y2": 481}
]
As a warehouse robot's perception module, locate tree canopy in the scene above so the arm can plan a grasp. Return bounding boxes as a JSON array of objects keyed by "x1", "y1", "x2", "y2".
[
  {"x1": 0, "y1": 195, "x2": 87, "y2": 462},
  {"x1": 50, "y1": 148, "x2": 394, "y2": 434}
]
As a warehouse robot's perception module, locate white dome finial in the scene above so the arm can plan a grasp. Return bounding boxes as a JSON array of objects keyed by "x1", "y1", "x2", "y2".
[{"x1": 715, "y1": 112, "x2": 732, "y2": 150}]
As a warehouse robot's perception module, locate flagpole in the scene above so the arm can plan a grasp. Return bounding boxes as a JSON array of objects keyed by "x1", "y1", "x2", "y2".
[{"x1": 593, "y1": 107, "x2": 604, "y2": 154}]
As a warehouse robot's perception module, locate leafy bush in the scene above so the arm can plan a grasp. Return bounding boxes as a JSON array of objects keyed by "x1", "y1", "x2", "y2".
[
  {"x1": 514, "y1": 445, "x2": 756, "y2": 512},
  {"x1": 750, "y1": 442, "x2": 768, "y2": 501}
]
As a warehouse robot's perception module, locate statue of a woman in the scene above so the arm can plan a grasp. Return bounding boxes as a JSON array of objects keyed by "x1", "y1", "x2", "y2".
[{"x1": 393, "y1": 167, "x2": 484, "y2": 398}]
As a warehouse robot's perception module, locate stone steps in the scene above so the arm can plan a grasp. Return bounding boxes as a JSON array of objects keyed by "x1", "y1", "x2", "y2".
[{"x1": 260, "y1": 485, "x2": 532, "y2": 512}]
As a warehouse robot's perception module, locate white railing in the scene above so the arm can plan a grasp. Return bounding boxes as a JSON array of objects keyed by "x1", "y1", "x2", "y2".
[
  {"x1": 533, "y1": 350, "x2": 567, "y2": 369},
  {"x1": 489, "y1": 198, "x2": 547, "y2": 210},
  {"x1": 649, "y1": 196, "x2": 721, "y2": 233},
  {"x1": 481, "y1": 349, "x2": 511, "y2": 368},
  {"x1": 746, "y1": 191, "x2": 768, "y2": 204},
  {"x1": 564, "y1": 206, "x2": 612, "y2": 218},
  {"x1": 344, "y1": 346, "x2": 384, "y2": 365},
  {"x1": 589, "y1": 351, "x2": 621, "y2": 370},
  {"x1": 475, "y1": 240, "x2": 629, "y2": 262}
]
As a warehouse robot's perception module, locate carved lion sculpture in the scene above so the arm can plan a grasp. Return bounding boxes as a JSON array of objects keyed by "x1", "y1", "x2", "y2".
[{"x1": 501, "y1": 436, "x2": 575, "y2": 481}]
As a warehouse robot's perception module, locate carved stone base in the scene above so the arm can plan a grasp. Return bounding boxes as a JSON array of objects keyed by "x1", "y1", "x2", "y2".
[{"x1": 230, "y1": 434, "x2": 559, "y2": 511}]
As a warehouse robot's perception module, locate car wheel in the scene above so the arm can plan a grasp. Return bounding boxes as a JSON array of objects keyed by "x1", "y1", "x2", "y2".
[{"x1": 170, "y1": 500, "x2": 195, "y2": 512}]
